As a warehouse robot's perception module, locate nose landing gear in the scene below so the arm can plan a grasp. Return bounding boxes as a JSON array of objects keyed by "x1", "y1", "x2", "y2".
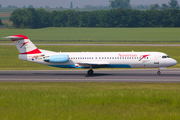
[
  {"x1": 157, "y1": 69, "x2": 161, "y2": 75},
  {"x1": 157, "y1": 71, "x2": 161, "y2": 75}
]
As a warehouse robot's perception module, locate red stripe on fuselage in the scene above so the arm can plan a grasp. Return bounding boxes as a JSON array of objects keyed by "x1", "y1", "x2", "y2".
[{"x1": 20, "y1": 48, "x2": 42, "y2": 54}]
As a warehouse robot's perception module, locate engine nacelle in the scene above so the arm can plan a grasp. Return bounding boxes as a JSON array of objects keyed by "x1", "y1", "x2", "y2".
[{"x1": 44, "y1": 55, "x2": 69, "y2": 63}]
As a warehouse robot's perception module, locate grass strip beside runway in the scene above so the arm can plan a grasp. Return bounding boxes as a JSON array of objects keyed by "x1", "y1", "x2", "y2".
[
  {"x1": 0, "y1": 45, "x2": 180, "y2": 70},
  {"x1": 0, "y1": 82, "x2": 180, "y2": 120},
  {"x1": 1, "y1": 27, "x2": 180, "y2": 43}
]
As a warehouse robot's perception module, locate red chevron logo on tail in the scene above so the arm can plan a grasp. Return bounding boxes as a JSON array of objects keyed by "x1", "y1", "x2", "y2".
[{"x1": 20, "y1": 42, "x2": 29, "y2": 48}]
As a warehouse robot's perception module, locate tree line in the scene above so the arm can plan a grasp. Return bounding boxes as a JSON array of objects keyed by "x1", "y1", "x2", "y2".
[
  {"x1": 1, "y1": 0, "x2": 179, "y2": 9},
  {"x1": 132, "y1": 0, "x2": 179, "y2": 10},
  {"x1": 150, "y1": 0, "x2": 179, "y2": 10},
  {"x1": 110, "y1": 0, "x2": 179, "y2": 10},
  {"x1": 0, "y1": 19, "x2": 3, "y2": 25},
  {"x1": 9, "y1": 8, "x2": 180, "y2": 28}
]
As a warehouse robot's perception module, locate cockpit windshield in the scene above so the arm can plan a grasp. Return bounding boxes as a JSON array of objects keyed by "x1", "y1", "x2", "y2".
[{"x1": 162, "y1": 56, "x2": 170, "y2": 59}]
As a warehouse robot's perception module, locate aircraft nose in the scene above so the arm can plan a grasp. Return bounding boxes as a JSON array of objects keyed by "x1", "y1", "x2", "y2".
[
  {"x1": 169, "y1": 59, "x2": 177, "y2": 66},
  {"x1": 166, "y1": 58, "x2": 177, "y2": 67}
]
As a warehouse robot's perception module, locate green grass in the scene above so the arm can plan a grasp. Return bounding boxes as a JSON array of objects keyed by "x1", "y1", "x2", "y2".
[
  {"x1": 0, "y1": 12, "x2": 11, "y2": 14},
  {"x1": 0, "y1": 17, "x2": 9, "y2": 20},
  {"x1": 0, "y1": 8, "x2": 16, "y2": 12},
  {"x1": 0, "y1": 82, "x2": 180, "y2": 120},
  {"x1": 1, "y1": 28, "x2": 180, "y2": 43},
  {"x1": 0, "y1": 45, "x2": 180, "y2": 70}
]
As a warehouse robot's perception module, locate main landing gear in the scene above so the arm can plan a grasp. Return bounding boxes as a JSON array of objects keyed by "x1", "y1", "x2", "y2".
[
  {"x1": 87, "y1": 65, "x2": 94, "y2": 75},
  {"x1": 157, "y1": 69, "x2": 161, "y2": 75},
  {"x1": 87, "y1": 69, "x2": 94, "y2": 75}
]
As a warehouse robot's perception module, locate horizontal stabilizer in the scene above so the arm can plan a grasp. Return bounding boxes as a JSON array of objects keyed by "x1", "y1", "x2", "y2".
[{"x1": 4, "y1": 35, "x2": 29, "y2": 41}]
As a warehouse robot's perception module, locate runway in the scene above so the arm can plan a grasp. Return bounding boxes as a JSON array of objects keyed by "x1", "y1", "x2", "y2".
[{"x1": 0, "y1": 69, "x2": 179, "y2": 82}]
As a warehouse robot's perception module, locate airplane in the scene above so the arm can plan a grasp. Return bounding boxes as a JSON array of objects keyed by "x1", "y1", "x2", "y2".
[{"x1": 5, "y1": 35, "x2": 177, "y2": 75}]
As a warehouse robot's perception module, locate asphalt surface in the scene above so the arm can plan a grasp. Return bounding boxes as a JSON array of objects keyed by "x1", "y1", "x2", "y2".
[
  {"x1": 1, "y1": 43, "x2": 180, "y2": 46},
  {"x1": 0, "y1": 69, "x2": 179, "y2": 82}
]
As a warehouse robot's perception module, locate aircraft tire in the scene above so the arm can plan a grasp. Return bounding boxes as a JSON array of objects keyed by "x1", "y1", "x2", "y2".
[
  {"x1": 157, "y1": 71, "x2": 161, "y2": 75},
  {"x1": 87, "y1": 69, "x2": 94, "y2": 75}
]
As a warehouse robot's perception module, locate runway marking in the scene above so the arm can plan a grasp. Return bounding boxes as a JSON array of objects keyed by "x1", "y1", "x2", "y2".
[
  {"x1": 0, "y1": 79, "x2": 180, "y2": 82},
  {"x1": 0, "y1": 69, "x2": 179, "y2": 82}
]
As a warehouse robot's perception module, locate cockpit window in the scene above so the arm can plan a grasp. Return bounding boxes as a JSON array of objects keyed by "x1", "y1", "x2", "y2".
[{"x1": 162, "y1": 56, "x2": 170, "y2": 59}]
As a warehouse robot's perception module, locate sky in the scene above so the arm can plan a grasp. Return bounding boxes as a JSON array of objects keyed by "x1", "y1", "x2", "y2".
[{"x1": 1, "y1": 0, "x2": 180, "y2": 8}]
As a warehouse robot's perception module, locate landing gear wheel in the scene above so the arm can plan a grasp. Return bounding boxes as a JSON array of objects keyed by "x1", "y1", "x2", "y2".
[
  {"x1": 157, "y1": 71, "x2": 161, "y2": 75},
  {"x1": 87, "y1": 69, "x2": 94, "y2": 75}
]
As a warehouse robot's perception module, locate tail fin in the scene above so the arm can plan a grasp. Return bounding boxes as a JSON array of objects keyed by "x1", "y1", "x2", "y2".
[{"x1": 5, "y1": 35, "x2": 42, "y2": 54}]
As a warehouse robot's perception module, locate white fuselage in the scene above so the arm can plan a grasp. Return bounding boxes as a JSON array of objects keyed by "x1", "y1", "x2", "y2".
[
  {"x1": 19, "y1": 50, "x2": 177, "y2": 69},
  {"x1": 6, "y1": 35, "x2": 177, "y2": 75}
]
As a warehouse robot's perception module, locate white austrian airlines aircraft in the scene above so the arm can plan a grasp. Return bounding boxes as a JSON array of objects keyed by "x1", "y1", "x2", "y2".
[{"x1": 5, "y1": 35, "x2": 177, "y2": 75}]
